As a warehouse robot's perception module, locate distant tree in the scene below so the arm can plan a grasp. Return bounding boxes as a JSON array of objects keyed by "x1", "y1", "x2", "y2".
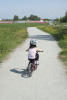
[
  {"x1": 60, "y1": 11, "x2": 67, "y2": 22},
  {"x1": 54, "y1": 18, "x2": 60, "y2": 21},
  {"x1": 22, "y1": 16, "x2": 28, "y2": 20},
  {"x1": 28, "y1": 15, "x2": 40, "y2": 20},
  {"x1": 13, "y1": 15, "x2": 19, "y2": 21},
  {"x1": 44, "y1": 18, "x2": 50, "y2": 21}
]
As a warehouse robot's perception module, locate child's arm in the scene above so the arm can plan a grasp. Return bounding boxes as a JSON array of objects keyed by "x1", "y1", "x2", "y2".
[{"x1": 36, "y1": 48, "x2": 43, "y2": 52}]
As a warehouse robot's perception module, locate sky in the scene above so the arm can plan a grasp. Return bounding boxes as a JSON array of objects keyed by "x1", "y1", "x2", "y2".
[{"x1": 0, "y1": 0, "x2": 67, "y2": 19}]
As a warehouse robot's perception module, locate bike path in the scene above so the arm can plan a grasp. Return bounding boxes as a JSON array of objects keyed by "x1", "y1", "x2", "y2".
[{"x1": 0, "y1": 27, "x2": 67, "y2": 100}]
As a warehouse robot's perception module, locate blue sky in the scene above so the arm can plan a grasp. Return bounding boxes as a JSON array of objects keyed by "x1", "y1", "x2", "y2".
[{"x1": 0, "y1": 0, "x2": 67, "y2": 19}]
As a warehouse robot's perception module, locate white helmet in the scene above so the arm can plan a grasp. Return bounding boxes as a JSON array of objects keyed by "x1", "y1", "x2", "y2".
[{"x1": 30, "y1": 39, "x2": 36, "y2": 45}]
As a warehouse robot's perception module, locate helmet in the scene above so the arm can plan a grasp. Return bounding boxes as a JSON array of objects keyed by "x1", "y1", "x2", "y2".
[{"x1": 30, "y1": 39, "x2": 36, "y2": 45}]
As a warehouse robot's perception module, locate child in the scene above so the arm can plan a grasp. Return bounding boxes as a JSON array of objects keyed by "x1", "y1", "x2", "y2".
[{"x1": 26, "y1": 39, "x2": 43, "y2": 68}]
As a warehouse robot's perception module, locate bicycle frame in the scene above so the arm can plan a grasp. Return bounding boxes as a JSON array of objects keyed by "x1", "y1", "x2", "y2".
[{"x1": 27, "y1": 60, "x2": 38, "y2": 77}]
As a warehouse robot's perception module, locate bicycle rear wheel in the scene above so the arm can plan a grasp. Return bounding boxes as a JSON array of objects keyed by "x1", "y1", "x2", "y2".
[{"x1": 27, "y1": 63, "x2": 32, "y2": 77}]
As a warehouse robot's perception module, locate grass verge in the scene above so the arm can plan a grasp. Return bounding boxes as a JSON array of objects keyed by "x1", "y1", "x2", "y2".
[{"x1": 0, "y1": 23, "x2": 28, "y2": 62}]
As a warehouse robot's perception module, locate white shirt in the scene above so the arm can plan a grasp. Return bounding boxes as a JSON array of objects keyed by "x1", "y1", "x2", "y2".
[{"x1": 28, "y1": 48, "x2": 36, "y2": 59}]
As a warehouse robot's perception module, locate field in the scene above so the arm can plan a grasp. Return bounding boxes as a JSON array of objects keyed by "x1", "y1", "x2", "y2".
[{"x1": 0, "y1": 23, "x2": 28, "y2": 62}]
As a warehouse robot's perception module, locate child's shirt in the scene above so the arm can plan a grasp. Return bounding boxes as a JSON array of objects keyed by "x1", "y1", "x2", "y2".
[
  {"x1": 28, "y1": 48, "x2": 36, "y2": 59},
  {"x1": 27, "y1": 47, "x2": 43, "y2": 59}
]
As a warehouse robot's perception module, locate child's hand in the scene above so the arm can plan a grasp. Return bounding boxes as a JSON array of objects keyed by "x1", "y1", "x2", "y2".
[
  {"x1": 26, "y1": 49, "x2": 29, "y2": 51},
  {"x1": 26, "y1": 50, "x2": 28, "y2": 51},
  {"x1": 40, "y1": 50, "x2": 44, "y2": 52},
  {"x1": 41, "y1": 50, "x2": 44, "y2": 52}
]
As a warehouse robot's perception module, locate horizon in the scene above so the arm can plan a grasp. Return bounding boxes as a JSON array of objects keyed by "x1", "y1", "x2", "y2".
[{"x1": 0, "y1": 0, "x2": 67, "y2": 19}]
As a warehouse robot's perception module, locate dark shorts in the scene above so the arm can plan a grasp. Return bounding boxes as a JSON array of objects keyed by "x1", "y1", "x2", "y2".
[{"x1": 28, "y1": 59, "x2": 35, "y2": 63}]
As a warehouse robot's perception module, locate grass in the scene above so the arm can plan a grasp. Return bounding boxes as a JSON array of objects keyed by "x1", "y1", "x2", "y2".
[
  {"x1": 38, "y1": 24, "x2": 67, "y2": 66},
  {"x1": 0, "y1": 23, "x2": 28, "y2": 62},
  {"x1": 25, "y1": 22, "x2": 48, "y2": 27}
]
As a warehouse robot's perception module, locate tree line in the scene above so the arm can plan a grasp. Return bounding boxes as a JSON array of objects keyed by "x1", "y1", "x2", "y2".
[
  {"x1": 13, "y1": 15, "x2": 40, "y2": 21},
  {"x1": 2, "y1": 11, "x2": 67, "y2": 23}
]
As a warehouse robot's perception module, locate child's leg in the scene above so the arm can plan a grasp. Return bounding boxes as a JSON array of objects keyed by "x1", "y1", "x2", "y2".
[{"x1": 31, "y1": 59, "x2": 35, "y2": 70}]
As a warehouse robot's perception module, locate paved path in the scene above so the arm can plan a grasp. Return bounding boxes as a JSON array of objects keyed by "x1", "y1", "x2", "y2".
[{"x1": 0, "y1": 27, "x2": 67, "y2": 100}]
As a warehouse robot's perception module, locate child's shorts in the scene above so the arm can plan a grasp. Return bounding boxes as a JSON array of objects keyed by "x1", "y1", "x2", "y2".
[{"x1": 28, "y1": 59, "x2": 35, "y2": 63}]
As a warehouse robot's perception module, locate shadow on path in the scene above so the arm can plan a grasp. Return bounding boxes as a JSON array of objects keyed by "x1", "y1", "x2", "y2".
[
  {"x1": 29, "y1": 34, "x2": 55, "y2": 41},
  {"x1": 10, "y1": 68, "x2": 29, "y2": 78}
]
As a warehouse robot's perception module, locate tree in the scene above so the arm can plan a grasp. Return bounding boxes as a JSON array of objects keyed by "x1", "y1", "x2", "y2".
[
  {"x1": 60, "y1": 11, "x2": 67, "y2": 23},
  {"x1": 54, "y1": 18, "x2": 60, "y2": 21},
  {"x1": 28, "y1": 15, "x2": 40, "y2": 20},
  {"x1": 44, "y1": 18, "x2": 50, "y2": 21},
  {"x1": 13, "y1": 15, "x2": 19, "y2": 21},
  {"x1": 22, "y1": 16, "x2": 28, "y2": 20}
]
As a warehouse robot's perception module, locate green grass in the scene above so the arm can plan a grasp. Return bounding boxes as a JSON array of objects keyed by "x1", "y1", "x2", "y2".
[
  {"x1": 38, "y1": 24, "x2": 67, "y2": 66},
  {"x1": 0, "y1": 23, "x2": 28, "y2": 62},
  {"x1": 25, "y1": 23, "x2": 48, "y2": 27}
]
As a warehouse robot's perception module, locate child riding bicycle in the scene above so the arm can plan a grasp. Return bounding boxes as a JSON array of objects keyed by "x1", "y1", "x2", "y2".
[{"x1": 26, "y1": 39, "x2": 43, "y2": 70}]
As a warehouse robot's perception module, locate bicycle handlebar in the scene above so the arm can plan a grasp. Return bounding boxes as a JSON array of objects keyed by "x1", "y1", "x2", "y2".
[{"x1": 36, "y1": 50, "x2": 43, "y2": 53}]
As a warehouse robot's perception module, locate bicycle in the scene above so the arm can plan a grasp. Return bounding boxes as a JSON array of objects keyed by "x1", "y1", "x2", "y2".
[{"x1": 26, "y1": 52, "x2": 39, "y2": 77}]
